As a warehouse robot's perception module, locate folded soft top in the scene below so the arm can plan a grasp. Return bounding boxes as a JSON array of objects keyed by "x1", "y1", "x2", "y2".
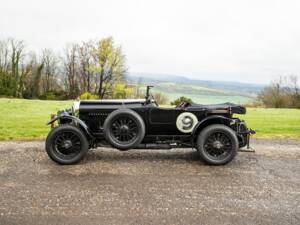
[{"x1": 189, "y1": 102, "x2": 246, "y2": 114}]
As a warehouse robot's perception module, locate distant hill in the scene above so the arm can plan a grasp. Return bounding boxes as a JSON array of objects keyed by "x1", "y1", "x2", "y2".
[
  {"x1": 128, "y1": 72, "x2": 264, "y2": 95},
  {"x1": 127, "y1": 72, "x2": 265, "y2": 104}
]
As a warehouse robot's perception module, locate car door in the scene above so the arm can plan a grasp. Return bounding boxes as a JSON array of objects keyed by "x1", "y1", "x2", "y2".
[{"x1": 148, "y1": 107, "x2": 182, "y2": 135}]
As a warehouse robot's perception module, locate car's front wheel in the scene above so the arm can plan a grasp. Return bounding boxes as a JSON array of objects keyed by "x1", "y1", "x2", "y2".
[
  {"x1": 45, "y1": 125, "x2": 89, "y2": 165},
  {"x1": 196, "y1": 124, "x2": 238, "y2": 165}
]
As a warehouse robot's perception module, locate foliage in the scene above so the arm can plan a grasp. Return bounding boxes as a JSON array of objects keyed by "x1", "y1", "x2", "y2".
[
  {"x1": 43, "y1": 92, "x2": 56, "y2": 100},
  {"x1": 0, "y1": 37, "x2": 127, "y2": 100},
  {"x1": 38, "y1": 91, "x2": 68, "y2": 100},
  {"x1": 63, "y1": 44, "x2": 81, "y2": 99},
  {"x1": 0, "y1": 39, "x2": 25, "y2": 97},
  {"x1": 91, "y1": 37, "x2": 127, "y2": 99},
  {"x1": 170, "y1": 96, "x2": 193, "y2": 106},
  {"x1": 79, "y1": 92, "x2": 98, "y2": 100},
  {"x1": 112, "y1": 83, "x2": 134, "y2": 99},
  {"x1": 0, "y1": 71, "x2": 15, "y2": 96},
  {"x1": 152, "y1": 92, "x2": 169, "y2": 105},
  {"x1": 61, "y1": 37, "x2": 127, "y2": 99},
  {"x1": 1, "y1": 98, "x2": 300, "y2": 140},
  {"x1": 257, "y1": 75, "x2": 300, "y2": 108}
]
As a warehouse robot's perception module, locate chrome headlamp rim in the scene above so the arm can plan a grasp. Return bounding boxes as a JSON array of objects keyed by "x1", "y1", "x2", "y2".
[{"x1": 72, "y1": 101, "x2": 80, "y2": 115}]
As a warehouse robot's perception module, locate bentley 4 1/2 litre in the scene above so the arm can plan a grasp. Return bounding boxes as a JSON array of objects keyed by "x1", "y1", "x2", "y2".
[{"x1": 46, "y1": 86, "x2": 255, "y2": 165}]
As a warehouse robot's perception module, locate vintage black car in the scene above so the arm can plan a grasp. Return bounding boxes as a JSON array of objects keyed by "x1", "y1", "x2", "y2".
[{"x1": 46, "y1": 86, "x2": 255, "y2": 165}]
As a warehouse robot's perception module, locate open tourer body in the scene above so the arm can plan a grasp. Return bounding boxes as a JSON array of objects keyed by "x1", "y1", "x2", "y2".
[{"x1": 46, "y1": 86, "x2": 255, "y2": 165}]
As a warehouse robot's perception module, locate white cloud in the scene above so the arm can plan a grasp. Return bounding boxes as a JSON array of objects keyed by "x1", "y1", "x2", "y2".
[{"x1": 1, "y1": 0, "x2": 300, "y2": 83}]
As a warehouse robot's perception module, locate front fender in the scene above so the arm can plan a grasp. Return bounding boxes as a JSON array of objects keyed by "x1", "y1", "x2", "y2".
[{"x1": 47, "y1": 115, "x2": 94, "y2": 139}]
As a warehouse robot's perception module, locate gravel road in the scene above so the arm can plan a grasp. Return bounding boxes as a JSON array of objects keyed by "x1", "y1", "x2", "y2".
[{"x1": 0, "y1": 139, "x2": 299, "y2": 225}]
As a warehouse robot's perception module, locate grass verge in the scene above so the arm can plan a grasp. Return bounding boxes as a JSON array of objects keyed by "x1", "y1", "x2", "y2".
[{"x1": 0, "y1": 98, "x2": 299, "y2": 140}]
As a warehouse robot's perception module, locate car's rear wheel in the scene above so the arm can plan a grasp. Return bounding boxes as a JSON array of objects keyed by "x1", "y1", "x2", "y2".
[
  {"x1": 45, "y1": 125, "x2": 89, "y2": 165},
  {"x1": 196, "y1": 124, "x2": 238, "y2": 165},
  {"x1": 103, "y1": 109, "x2": 145, "y2": 150}
]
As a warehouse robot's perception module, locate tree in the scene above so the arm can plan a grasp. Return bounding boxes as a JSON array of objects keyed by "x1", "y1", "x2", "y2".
[
  {"x1": 112, "y1": 82, "x2": 134, "y2": 99},
  {"x1": 77, "y1": 41, "x2": 95, "y2": 93},
  {"x1": 0, "y1": 39, "x2": 33, "y2": 97},
  {"x1": 0, "y1": 38, "x2": 25, "y2": 97},
  {"x1": 91, "y1": 37, "x2": 127, "y2": 99},
  {"x1": 9, "y1": 39, "x2": 25, "y2": 97},
  {"x1": 257, "y1": 75, "x2": 300, "y2": 108},
  {"x1": 63, "y1": 44, "x2": 80, "y2": 98},
  {"x1": 0, "y1": 37, "x2": 128, "y2": 100},
  {"x1": 21, "y1": 52, "x2": 44, "y2": 98},
  {"x1": 170, "y1": 96, "x2": 193, "y2": 106},
  {"x1": 0, "y1": 39, "x2": 10, "y2": 73},
  {"x1": 41, "y1": 49, "x2": 58, "y2": 95},
  {"x1": 286, "y1": 75, "x2": 300, "y2": 108},
  {"x1": 0, "y1": 39, "x2": 13, "y2": 95}
]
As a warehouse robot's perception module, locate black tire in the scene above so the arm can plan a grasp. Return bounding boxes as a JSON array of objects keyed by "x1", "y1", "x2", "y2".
[
  {"x1": 45, "y1": 125, "x2": 89, "y2": 165},
  {"x1": 103, "y1": 109, "x2": 145, "y2": 150},
  {"x1": 196, "y1": 124, "x2": 238, "y2": 165}
]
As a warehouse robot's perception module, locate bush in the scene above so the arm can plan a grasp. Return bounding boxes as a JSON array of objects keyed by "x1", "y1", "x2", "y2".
[
  {"x1": 112, "y1": 83, "x2": 135, "y2": 99},
  {"x1": 79, "y1": 92, "x2": 98, "y2": 100},
  {"x1": 170, "y1": 96, "x2": 193, "y2": 106},
  {"x1": 257, "y1": 76, "x2": 300, "y2": 108},
  {"x1": 45, "y1": 92, "x2": 57, "y2": 100},
  {"x1": 38, "y1": 91, "x2": 67, "y2": 100}
]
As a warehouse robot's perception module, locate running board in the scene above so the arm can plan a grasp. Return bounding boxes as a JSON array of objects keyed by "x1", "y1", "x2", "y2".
[
  {"x1": 238, "y1": 147, "x2": 255, "y2": 153},
  {"x1": 135, "y1": 143, "x2": 173, "y2": 149}
]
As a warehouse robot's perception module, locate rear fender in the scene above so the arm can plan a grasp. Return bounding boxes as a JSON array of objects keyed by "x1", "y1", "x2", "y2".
[
  {"x1": 192, "y1": 115, "x2": 236, "y2": 139},
  {"x1": 47, "y1": 115, "x2": 94, "y2": 139}
]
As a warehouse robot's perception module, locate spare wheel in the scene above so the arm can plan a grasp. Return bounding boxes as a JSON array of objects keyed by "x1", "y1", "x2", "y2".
[{"x1": 103, "y1": 109, "x2": 145, "y2": 150}]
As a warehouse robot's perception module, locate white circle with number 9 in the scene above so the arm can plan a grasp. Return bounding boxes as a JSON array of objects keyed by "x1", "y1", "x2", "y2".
[{"x1": 176, "y1": 112, "x2": 198, "y2": 133}]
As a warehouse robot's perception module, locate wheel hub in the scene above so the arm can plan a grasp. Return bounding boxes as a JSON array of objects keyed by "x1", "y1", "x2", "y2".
[
  {"x1": 212, "y1": 140, "x2": 223, "y2": 149},
  {"x1": 203, "y1": 131, "x2": 233, "y2": 160},
  {"x1": 120, "y1": 125, "x2": 129, "y2": 133},
  {"x1": 111, "y1": 116, "x2": 139, "y2": 143},
  {"x1": 63, "y1": 140, "x2": 72, "y2": 149}
]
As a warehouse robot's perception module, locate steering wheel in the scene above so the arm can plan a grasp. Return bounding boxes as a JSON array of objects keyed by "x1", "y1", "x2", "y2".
[{"x1": 150, "y1": 93, "x2": 159, "y2": 107}]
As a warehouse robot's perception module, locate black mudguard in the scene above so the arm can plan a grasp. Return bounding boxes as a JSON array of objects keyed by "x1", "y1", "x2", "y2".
[
  {"x1": 192, "y1": 115, "x2": 235, "y2": 138},
  {"x1": 47, "y1": 115, "x2": 94, "y2": 139}
]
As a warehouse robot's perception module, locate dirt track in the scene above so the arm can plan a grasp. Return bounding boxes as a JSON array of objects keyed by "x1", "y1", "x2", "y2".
[{"x1": 0, "y1": 139, "x2": 299, "y2": 225}]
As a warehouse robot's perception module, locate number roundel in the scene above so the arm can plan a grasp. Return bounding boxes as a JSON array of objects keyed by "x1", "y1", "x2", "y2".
[{"x1": 176, "y1": 112, "x2": 198, "y2": 133}]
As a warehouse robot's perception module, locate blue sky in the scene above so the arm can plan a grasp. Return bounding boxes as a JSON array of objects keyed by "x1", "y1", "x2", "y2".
[{"x1": 1, "y1": 0, "x2": 300, "y2": 84}]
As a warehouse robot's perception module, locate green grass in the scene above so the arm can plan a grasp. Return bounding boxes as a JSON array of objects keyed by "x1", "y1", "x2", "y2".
[
  {"x1": 239, "y1": 108, "x2": 300, "y2": 139},
  {"x1": 0, "y1": 98, "x2": 71, "y2": 140},
  {"x1": 0, "y1": 98, "x2": 299, "y2": 140}
]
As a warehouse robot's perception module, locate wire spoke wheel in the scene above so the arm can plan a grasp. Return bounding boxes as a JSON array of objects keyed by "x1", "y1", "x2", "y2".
[
  {"x1": 53, "y1": 131, "x2": 82, "y2": 157},
  {"x1": 110, "y1": 116, "x2": 138, "y2": 144},
  {"x1": 203, "y1": 131, "x2": 233, "y2": 161},
  {"x1": 103, "y1": 109, "x2": 146, "y2": 150},
  {"x1": 46, "y1": 125, "x2": 89, "y2": 165},
  {"x1": 197, "y1": 125, "x2": 238, "y2": 165}
]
